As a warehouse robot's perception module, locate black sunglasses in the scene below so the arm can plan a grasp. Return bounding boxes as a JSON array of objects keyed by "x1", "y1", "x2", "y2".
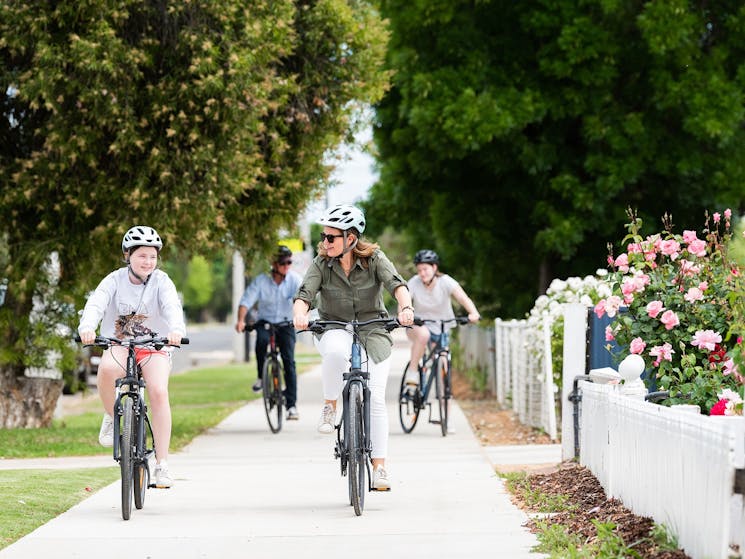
[
  {"x1": 319, "y1": 233, "x2": 344, "y2": 243},
  {"x1": 278, "y1": 259, "x2": 292, "y2": 266}
]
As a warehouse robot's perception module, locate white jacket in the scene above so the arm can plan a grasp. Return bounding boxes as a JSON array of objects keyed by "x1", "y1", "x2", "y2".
[{"x1": 78, "y1": 267, "x2": 186, "y2": 339}]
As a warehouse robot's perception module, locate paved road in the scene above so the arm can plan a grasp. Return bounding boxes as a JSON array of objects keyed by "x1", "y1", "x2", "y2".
[{"x1": 2, "y1": 330, "x2": 553, "y2": 559}]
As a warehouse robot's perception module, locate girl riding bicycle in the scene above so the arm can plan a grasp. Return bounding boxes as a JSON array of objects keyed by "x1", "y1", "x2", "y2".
[
  {"x1": 405, "y1": 250, "x2": 480, "y2": 390},
  {"x1": 292, "y1": 205, "x2": 414, "y2": 491},
  {"x1": 78, "y1": 225, "x2": 186, "y2": 488}
]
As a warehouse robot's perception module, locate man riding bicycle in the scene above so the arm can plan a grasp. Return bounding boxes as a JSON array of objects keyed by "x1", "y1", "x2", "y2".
[
  {"x1": 78, "y1": 225, "x2": 186, "y2": 488},
  {"x1": 235, "y1": 245, "x2": 302, "y2": 420}
]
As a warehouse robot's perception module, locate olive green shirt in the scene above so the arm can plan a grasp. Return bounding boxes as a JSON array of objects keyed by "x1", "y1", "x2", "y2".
[{"x1": 295, "y1": 249, "x2": 408, "y2": 363}]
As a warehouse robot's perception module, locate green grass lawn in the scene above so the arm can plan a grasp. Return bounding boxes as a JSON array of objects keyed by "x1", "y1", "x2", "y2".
[{"x1": 0, "y1": 353, "x2": 320, "y2": 550}]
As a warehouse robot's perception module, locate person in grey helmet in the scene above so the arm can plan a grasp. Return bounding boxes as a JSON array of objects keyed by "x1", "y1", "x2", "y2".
[
  {"x1": 293, "y1": 205, "x2": 414, "y2": 491},
  {"x1": 405, "y1": 249, "x2": 480, "y2": 398},
  {"x1": 78, "y1": 225, "x2": 186, "y2": 488}
]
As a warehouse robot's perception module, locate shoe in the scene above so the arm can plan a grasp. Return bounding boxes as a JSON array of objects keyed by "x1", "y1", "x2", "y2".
[
  {"x1": 98, "y1": 413, "x2": 114, "y2": 447},
  {"x1": 252, "y1": 379, "x2": 262, "y2": 393},
  {"x1": 154, "y1": 462, "x2": 173, "y2": 488},
  {"x1": 404, "y1": 367, "x2": 419, "y2": 386},
  {"x1": 317, "y1": 404, "x2": 335, "y2": 434},
  {"x1": 372, "y1": 465, "x2": 391, "y2": 491},
  {"x1": 287, "y1": 406, "x2": 299, "y2": 420}
]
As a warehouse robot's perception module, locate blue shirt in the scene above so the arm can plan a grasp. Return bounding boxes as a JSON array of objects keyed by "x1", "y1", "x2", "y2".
[{"x1": 239, "y1": 270, "x2": 302, "y2": 323}]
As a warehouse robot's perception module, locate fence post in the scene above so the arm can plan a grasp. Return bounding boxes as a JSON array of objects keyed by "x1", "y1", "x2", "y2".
[
  {"x1": 542, "y1": 315, "x2": 557, "y2": 440},
  {"x1": 561, "y1": 303, "x2": 587, "y2": 461}
]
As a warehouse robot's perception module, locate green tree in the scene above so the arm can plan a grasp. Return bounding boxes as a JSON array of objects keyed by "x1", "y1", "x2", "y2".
[
  {"x1": 0, "y1": 0, "x2": 389, "y2": 426},
  {"x1": 368, "y1": 0, "x2": 745, "y2": 319}
]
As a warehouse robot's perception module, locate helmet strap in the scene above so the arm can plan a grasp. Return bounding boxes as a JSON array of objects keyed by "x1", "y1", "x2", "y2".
[{"x1": 341, "y1": 234, "x2": 358, "y2": 256}]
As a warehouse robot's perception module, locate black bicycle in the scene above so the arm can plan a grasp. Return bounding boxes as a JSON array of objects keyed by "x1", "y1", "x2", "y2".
[
  {"x1": 75, "y1": 335, "x2": 188, "y2": 520},
  {"x1": 247, "y1": 320, "x2": 292, "y2": 433},
  {"x1": 306, "y1": 317, "x2": 401, "y2": 516},
  {"x1": 398, "y1": 317, "x2": 469, "y2": 436}
]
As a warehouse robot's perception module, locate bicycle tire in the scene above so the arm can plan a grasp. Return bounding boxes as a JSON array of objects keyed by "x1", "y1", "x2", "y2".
[
  {"x1": 435, "y1": 356, "x2": 448, "y2": 437},
  {"x1": 348, "y1": 382, "x2": 366, "y2": 516},
  {"x1": 262, "y1": 358, "x2": 283, "y2": 433},
  {"x1": 398, "y1": 363, "x2": 420, "y2": 433},
  {"x1": 120, "y1": 397, "x2": 134, "y2": 520},
  {"x1": 133, "y1": 400, "x2": 148, "y2": 510}
]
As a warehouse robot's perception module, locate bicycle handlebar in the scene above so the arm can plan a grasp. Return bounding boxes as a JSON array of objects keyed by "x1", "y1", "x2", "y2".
[
  {"x1": 73, "y1": 335, "x2": 190, "y2": 348},
  {"x1": 305, "y1": 317, "x2": 402, "y2": 334},
  {"x1": 245, "y1": 320, "x2": 294, "y2": 332},
  {"x1": 413, "y1": 316, "x2": 470, "y2": 327}
]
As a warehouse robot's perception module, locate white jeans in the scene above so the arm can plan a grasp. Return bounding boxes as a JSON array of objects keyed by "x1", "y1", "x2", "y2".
[{"x1": 314, "y1": 329, "x2": 391, "y2": 459}]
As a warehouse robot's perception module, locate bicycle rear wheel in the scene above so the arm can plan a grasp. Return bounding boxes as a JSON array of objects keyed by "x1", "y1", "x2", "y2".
[
  {"x1": 435, "y1": 356, "x2": 449, "y2": 437},
  {"x1": 347, "y1": 382, "x2": 366, "y2": 516},
  {"x1": 120, "y1": 397, "x2": 134, "y2": 520},
  {"x1": 262, "y1": 358, "x2": 283, "y2": 433},
  {"x1": 398, "y1": 363, "x2": 420, "y2": 433},
  {"x1": 134, "y1": 401, "x2": 148, "y2": 510}
]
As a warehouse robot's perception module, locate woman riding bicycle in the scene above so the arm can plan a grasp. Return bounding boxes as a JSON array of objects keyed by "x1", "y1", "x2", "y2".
[
  {"x1": 292, "y1": 204, "x2": 414, "y2": 491},
  {"x1": 78, "y1": 225, "x2": 186, "y2": 488},
  {"x1": 405, "y1": 250, "x2": 480, "y2": 392}
]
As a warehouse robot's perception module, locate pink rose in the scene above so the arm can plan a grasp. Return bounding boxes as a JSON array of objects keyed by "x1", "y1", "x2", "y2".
[
  {"x1": 682, "y1": 230, "x2": 698, "y2": 244},
  {"x1": 684, "y1": 287, "x2": 703, "y2": 303},
  {"x1": 605, "y1": 325, "x2": 615, "y2": 342},
  {"x1": 614, "y1": 253, "x2": 629, "y2": 272},
  {"x1": 691, "y1": 330, "x2": 722, "y2": 352},
  {"x1": 627, "y1": 243, "x2": 642, "y2": 254},
  {"x1": 698, "y1": 281, "x2": 708, "y2": 291},
  {"x1": 713, "y1": 213, "x2": 721, "y2": 224},
  {"x1": 604, "y1": 296, "x2": 623, "y2": 318},
  {"x1": 687, "y1": 239, "x2": 707, "y2": 257},
  {"x1": 594, "y1": 300, "x2": 606, "y2": 319},
  {"x1": 725, "y1": 208, "x2": 732, "y2": 219},
  {"x1": 659, "y1": 239, "x2": 681, "y2": 260},
  {"x1": 629, "y1": 337, "x2": 646, "y2": 355},
  {"x1": 649, "y1": 343, "x2": 674, "y2": 366},
  {"x1": 660, "y1": 310, "x2": 680, "y2": 330},
  {"x1": 646, "y1": 300, "x2": 664, "y2": 318}
]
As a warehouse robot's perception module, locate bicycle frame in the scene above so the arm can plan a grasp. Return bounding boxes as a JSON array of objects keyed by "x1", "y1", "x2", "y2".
[{"x1": 306, "y1": 317, "x2": 400, "y2": 515}]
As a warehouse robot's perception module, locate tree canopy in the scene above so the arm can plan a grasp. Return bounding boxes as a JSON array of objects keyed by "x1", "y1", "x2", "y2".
[
  {"x1": 367, "y1": 0, "x2": 745, "y2": 318},
  {"x1": 0, "y1": 0, "x2": 388, "y2": 398}
]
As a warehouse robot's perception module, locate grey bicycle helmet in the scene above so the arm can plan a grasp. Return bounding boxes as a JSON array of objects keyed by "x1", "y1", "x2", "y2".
[
  {"x1": 414, "y1": 249, "x2": 439, "y2": 265},
  {"x1": 122, "y1": 226, "x2": 163, "y2": 252},
  {"x1": 316, "y1": 205, "x2": 366, "y2": 234}
]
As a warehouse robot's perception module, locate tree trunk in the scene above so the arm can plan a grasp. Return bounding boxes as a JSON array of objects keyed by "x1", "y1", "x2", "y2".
[{"x1": 0, "y1": 369, "x2": 63, "y2": 428}]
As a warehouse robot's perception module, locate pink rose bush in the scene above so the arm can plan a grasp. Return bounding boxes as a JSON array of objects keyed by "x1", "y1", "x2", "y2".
[{"x1": 596, "y1": 208, "x2": 744, "y2": 413}]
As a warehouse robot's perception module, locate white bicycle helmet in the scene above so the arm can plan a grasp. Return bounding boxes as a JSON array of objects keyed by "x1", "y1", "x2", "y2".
[
  {"x1": 316, "y1": 205, "x2": 366, "y2": 234},
  {"x1": 122, "y1": 225, "x2": 163, "y2": 252}
]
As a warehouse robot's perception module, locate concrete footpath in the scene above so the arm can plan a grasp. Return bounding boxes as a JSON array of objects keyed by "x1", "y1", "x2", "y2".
[{"x1": 1, "y1": 335, "x2": 556, "y2": 559}]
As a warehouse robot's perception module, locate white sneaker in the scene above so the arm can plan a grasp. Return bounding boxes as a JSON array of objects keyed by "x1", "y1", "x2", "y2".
[
  {"x1": 372, "y1": 465, "x2": 391, "y2": 491},
  {"x1": 287, "y1": 406, "x2": 299, "y2": 420},
  {"x1": 98, "y1": 414, "x2": 114, "y2": 447},
  {"x1": 317, "y1": 404, "x2": 335, "y2": 434},
  {"x1": 404, "y1": 368, "x2": 419, "y2": 386},
  {"x1": 154, "y1": 462, "x2": 174, "y2": 488}
]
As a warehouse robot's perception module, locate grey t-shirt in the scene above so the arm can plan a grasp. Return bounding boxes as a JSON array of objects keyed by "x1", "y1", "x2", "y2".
[{"x1": 408, "y1": 273, "x2": 458, "y2": 334}]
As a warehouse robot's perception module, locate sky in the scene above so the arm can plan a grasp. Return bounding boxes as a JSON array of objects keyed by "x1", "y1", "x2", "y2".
[{"x1": 305, "y1": 124, "x2": 378, "y2": 221}]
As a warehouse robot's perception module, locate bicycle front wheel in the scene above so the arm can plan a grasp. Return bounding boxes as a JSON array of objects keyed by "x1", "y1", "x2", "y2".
[
  {"x1": 435, "y1": 356, "x2": 449, "y2": 437},
  {"x1": 133, "y1": 401, "x2": 148, "y2": 510},
  {"x1": 398, "y1": 363, "x2": 420, "y2": 433},
  {"x1": 347, "y1": 382, "x2": 366, "y2": 516},
  {"x1": 120, "y1": 397, "x2": 134, "y2": 520},
  {"x1": 262, "y1": 358, "x2": 284, "y2": 433}
]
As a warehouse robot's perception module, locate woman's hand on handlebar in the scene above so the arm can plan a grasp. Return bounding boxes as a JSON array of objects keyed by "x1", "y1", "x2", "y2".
[
  {"x1": 167, "y1": 332, "x2": 183, "y2": 346},
  {"x1": 79, "y1": 330, "x2": 96, "y2": 345},
  {"x1": 468, "y1": 312, "x2": 480, "y2": 324},
  {"x1": 294, "y1": 312, "x2": 309, "y2": 331}
]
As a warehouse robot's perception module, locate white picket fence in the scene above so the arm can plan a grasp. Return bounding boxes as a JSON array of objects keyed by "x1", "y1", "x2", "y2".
[
  {"x1": 491, "y1": 317, "x2": 557, "y2": 440},
  {"x1": 578, "y1": 381, "x2": 744, "y2": 559}
]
